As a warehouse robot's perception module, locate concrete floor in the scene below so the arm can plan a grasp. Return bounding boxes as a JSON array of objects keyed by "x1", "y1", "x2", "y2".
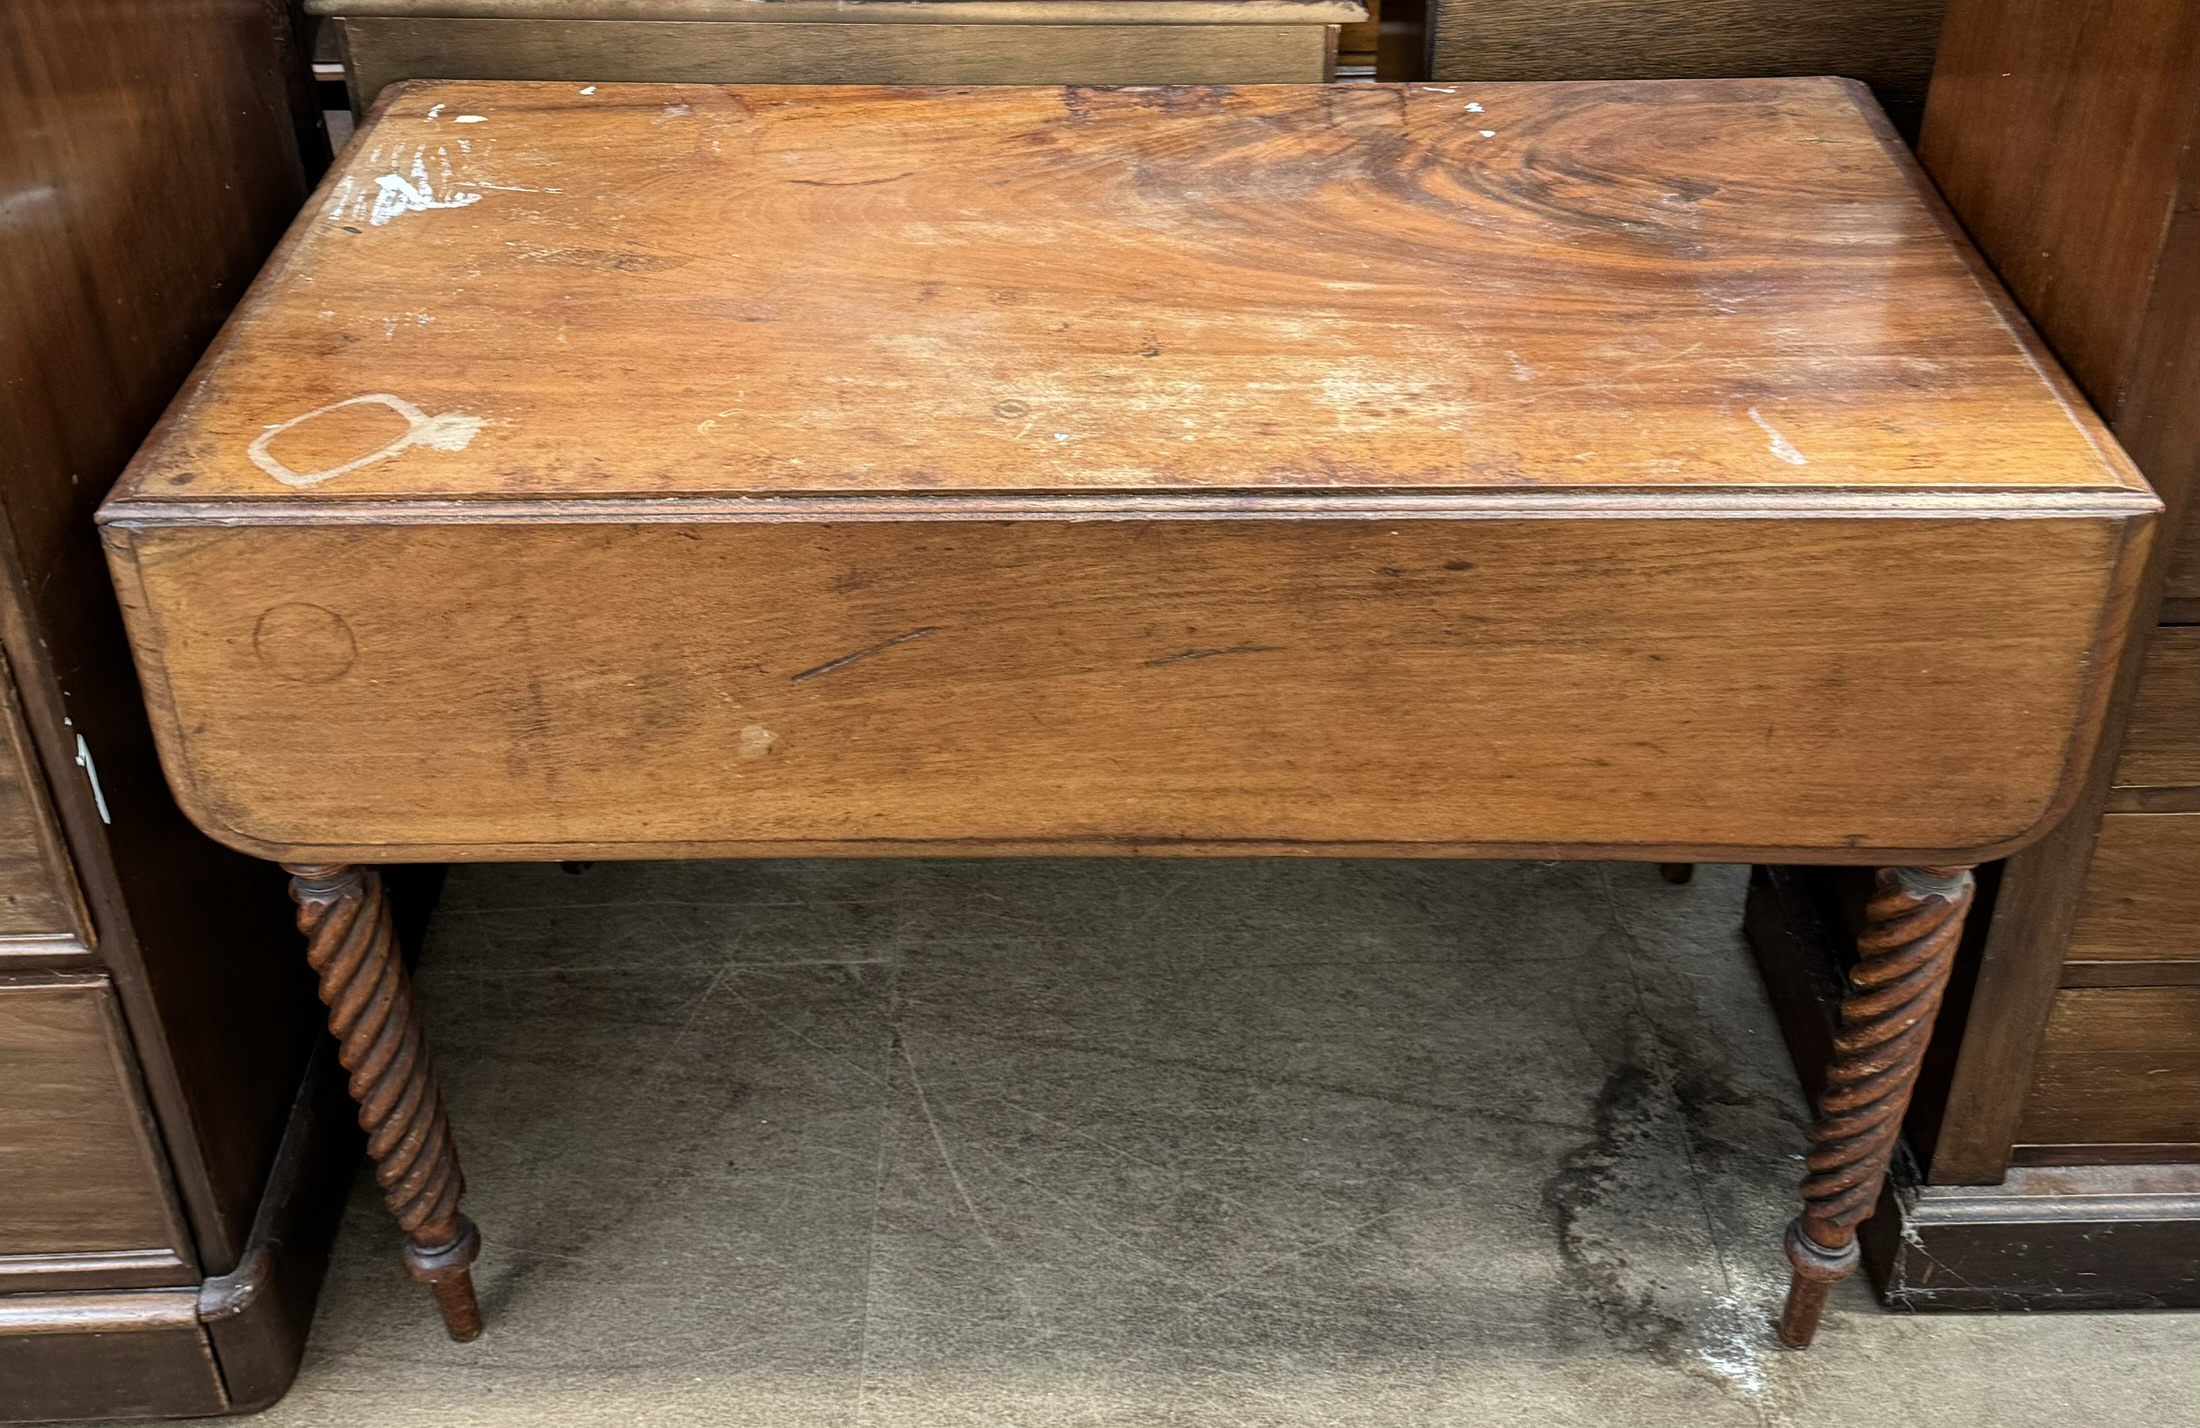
[{"x1": 242, "y1": 859, "x2": 2198, "y2": 1426}]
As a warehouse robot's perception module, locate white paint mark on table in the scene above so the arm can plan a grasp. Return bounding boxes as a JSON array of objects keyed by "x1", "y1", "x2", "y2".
[
  {"x1": 1747, "y1": 407, "x2": 1810, "y2": 466},
  {"x1": 737, "y1": 725, "x2": 777, "y2": 760},
  {"x1": 455, "y1": 114, "x2": 487, "y2": 124},
  {"x1": 246, "y1": 394, "x2": 486, "y2": 489},
  {"x1": 1506, "y1": 350, "x2": 1536, "y2": 382},
  {"x1": 323, "y1": 173, "x2": 358, "y2": 223},
  {"x1": 367, "y1": 148, "x2": 483, "y2": 226},
  {"x1": 1480, "y1": 130, "x2": 1497, "y2": 138},
  {"x1": 1466, "y1": 102, "x2": 1484, "y2": 112},
  {"x1": 579, "y1": 85, "x2": 597, "y2": 95},
  {"x1": 423, "y1": 103, "x2": 445, "y2": 121}
]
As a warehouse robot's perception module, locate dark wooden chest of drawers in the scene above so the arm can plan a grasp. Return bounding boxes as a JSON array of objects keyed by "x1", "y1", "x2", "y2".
[{"x1": 1749, "y1": 0, "x2": 2200, "y2": 1311}]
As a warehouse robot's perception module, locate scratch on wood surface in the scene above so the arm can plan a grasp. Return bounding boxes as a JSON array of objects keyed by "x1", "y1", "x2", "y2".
[
  {"x1": 1143, "y1": 645, "x2": 1282, "y2": 668},
  {"x1": 791, "y1": 627, "x2": 940, "y2": 683},
  {"x1": 1747, "y1": 406, "x2": 1810, "y2": 466}
]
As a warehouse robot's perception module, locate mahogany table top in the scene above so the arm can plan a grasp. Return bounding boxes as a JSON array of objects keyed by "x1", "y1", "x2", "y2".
[{"x1": 113, "y1": 77, "x2": 2143, "y2": 511}]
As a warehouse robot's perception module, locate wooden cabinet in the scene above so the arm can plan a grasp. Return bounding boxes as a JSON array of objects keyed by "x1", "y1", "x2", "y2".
[
  {"x1": 0, "y1": 978, "x2": 194, "y2": 1294},
  {"x1": 2017, "y1": 986, "x2": 2200, "y2": 1154},
  {"x1": 2114, "y1": 633, "x2": 2200, "y2": 795},
  {"x1": 1427, "y1": 0, "x2": 1945, "y2": 134},
  {"x1": 318, "y1": 0, "x2": 1367, "y2": 111},
  {"x1": 0, "y1": 658, "x2": 89, "y2": 950},
  {"x1": 2066, "y1": 814, "x2": 2200, "y2": 977},
  {"x1": 2163, "y1": 506, "x2": 2200, "y2": 620},
  {"x1": 1750, "y1": 0, "x2": 2200, "y2": 1311},
  {"x1": 0, "y1": 0, "x2": 385, "y2": 1419}
]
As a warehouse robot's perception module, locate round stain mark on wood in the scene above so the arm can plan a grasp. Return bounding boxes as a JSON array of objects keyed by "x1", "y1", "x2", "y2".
[{"x1": 254, "y1": 603, "x2": 358, "y2": 683}]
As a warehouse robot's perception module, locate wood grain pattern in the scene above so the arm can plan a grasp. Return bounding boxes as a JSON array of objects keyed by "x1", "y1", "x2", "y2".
[
  {"x1": 114, "y1": 80, "x2": 2143, "y2": 505},
  {"x1": 1429, "y1": 0, "x2": 1943, "y2": 134},
  {"x1": 2115, "y1": 628, "x2": 2200, "y2": 791},
  {"x1": 0, "y1": 653, "x2": 90, "y2": 947},
  {"x1": 1920, "y1": 0, "x2": 2200, "y2": 419},
  {"x1": 0, "y1": 977, "x2": 195, "y2": 1285},
  {"x1": 1919, "y1": 0, "x2": 2200, "y2": 1184},
  {"x1": 0, "y1": 0, "x2": 343, "y2": 1285},
  {"x1": 100, "y1": 80, "x2": 2153, "y2": 866},
  {"x1": 339, "y1": 18, "x2": 1341, "y2": 107},
  {"x1": 2066, "y1": 813, "x2": 2200, "y2": 970},
  {"x1": 105, "y1": 512, "x2": 2142, "y2": 863},
  {"x1": 2016, "y1": 986, "x2": 2200, "y2": 1148},
  {"x1": 2165, "y1": 505, "x2": 2200, "y2": 621}
]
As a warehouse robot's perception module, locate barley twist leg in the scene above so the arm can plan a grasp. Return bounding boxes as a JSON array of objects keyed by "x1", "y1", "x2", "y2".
[
  {"x1": 1778, "y1": 864, "x2": 1972, "y2": 1348},
  {"x1": 285, "y1": 862, "x2": 482, "y2": 1341}
]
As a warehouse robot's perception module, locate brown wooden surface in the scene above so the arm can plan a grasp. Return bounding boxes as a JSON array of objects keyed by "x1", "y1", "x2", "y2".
[
  {"x1": 1744, "y1": 869, "x2": 2200, "y2": 1307},
  {"x1": 119, "y1": 80, "x2": 2141, "y2": 505},
  {"x1": 311, "y1": 0, "x2": 1363, "y2": 17},
  {"x1": 2065, "y1": 813, "x2": 2200, "y2": 973},
  {"x1": 2166, "y1": 505, "x2": 2200, "y2": 621},
  {"x1": 0, "y1": 977, "x2": 195, "y2": 1291},
  {"x1": 1864, "y1": 1164, "x2": 2200, "y2": 1309},
  {"x1": 1429, "y1": 0, "x2": 1943, "y2": 135},
  {"x1": 341, "y1": 17, "x2": 1340, "y2": 107},
  {"x1": 0, "y1": 0, "x2": 338, "y2": 1285},
  {"x1": 99, "y1": 79, "x2": 2154, "y2": 865},
  {"x1": 2016, "y1": 986, "x2": 2200, "y2": 1152},
  {"x1": 2114, "y1": 628, "x2": 2200, "y2": 791},
  {"x1": 0, "y1": 1289, "x2": 225, "y2": 1422},
  {"x1": 0, "y1": 654, "x2": 90, "y2": 948},
  {"x1": 1909, "y1": 0, "x2": 2200, "y2": 1185},
  {"x1": 108, "y1": 513, "x2": 2135, "y2": 862}
]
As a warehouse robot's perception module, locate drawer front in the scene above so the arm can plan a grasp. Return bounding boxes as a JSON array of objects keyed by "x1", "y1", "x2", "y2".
[
  {"x1": 2114, "y1": 627, "x2": 2200, "y2": 790},
  {"x1": 0, "y1": 977, "x2": 195, "y2": 1290},
  {"x1": 2067, "y1": 813, "x2": 2200, "y2": 972},
  {"x1": 2165, "y1": 505, "x2": 2200, "y2": 612},
  {"x1": 113, "y1": 513, "x2": 2129, "y2": 861},
  {"x1": 2016, "y1": 986, "x2": 2200, "y2": 1153},
  {"x1": 342, "y1": 17, "x2": 1339, "y2": 109},
  {"x1": 0, "y1": 652, "x2": 90, "y2": 948}
]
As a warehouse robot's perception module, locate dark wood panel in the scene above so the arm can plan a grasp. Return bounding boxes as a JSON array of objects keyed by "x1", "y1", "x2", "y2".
[
  {"x1": 0, "y1": 0, "x2": 338, "y2": 1270},
  {"x1": 2115, "y1": 627, "x2": 2200, "y2": 789},
  {"x1": 0, "y1": 651, "x2": 88, "y2": 948},
  {"x1": 1429, "y1": 0, "x2": 1944, "y2": 134},
  {"x1": 2165, "y1": 503, "x2": 2200, "y2": 622},
  {"x1": 2016, "y1": 986, "x2": 2200, "y2": 1148},
  {"x1": 1911, "y1": 0, "x2": 2200, "y2": 1184},
  {"x1": 1860, "y1": 1164, "x2": 2200, "y2": 1308},
  {"x1": 342, "y1": 16, "x2": 1338, "y2": 107},
  {"x1": 2011, "y1": 1142, "x2": 2200, "y2": 1166},
  {"x1": 2066, "y1": 814, "x2": 2200, "y2": 968},
  {"x1": 0, "y1": 1289, "x2": 225, "y2": 1420},
  {"x1": 1921, "y1": 0, "x2": 2200, "y2": 410},
  {"x1": 0, "y1": 976, "x2": 194, "y2": 1286}
]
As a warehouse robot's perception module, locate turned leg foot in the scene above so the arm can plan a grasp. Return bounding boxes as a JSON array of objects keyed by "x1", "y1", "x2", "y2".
[
  {"x1": 1778, "y1": 864, "x2": 1972, "y2": 1348},
  {"x1": 286, "y1": 862, "x2": 482, "y2": 1341}
]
